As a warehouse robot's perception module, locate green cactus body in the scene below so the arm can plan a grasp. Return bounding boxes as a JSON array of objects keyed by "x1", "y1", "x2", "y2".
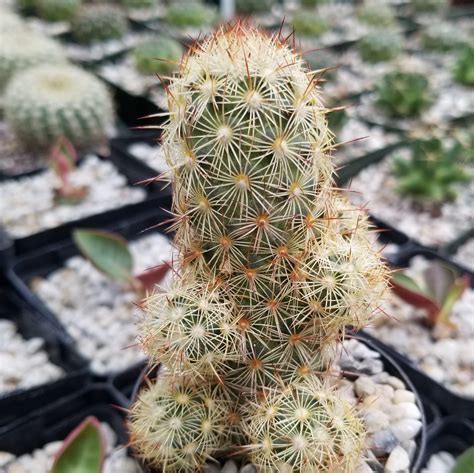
[
  {"x1": 121, "y1": 0, "x2": 157, "y2": 9},
  {"x1": 421, "y1": 23, "x2": 469, "y2": 52},
  {"x1": 15, "y1": 0, "x2": 38, "y2": 15},
  {"x1": 37, "y1": 0, "x2": 81, "y2": 22},
  {"x1": 235, "y1": 0, "x2": 276, "y2": 14},
  {"x1": 453, "y1": 46, "x2": 474, "y2": 86},
  {"x1": 0, "y1": 29, "x2": 66, "y2": 92},
  {"x1": 292, "y1": 11, "x2": 329, "y2": 37},
  {"x1": 301, "y1": 0, "x2": 327, "y2": 7},
  {"x1": 71, "y1": 4, "x2": 128, "y2": 44},
  {"x1": 413, "y1": 0, "x2": 448, "y2": 13},
  {"x1": 129, "y1": 24, "x2": 388, "y2": 472},
  {"x1": 394, "y1": 138, "x2": 472, "y2": 204},
  {"x1": 165, "y1": 2, "x2": 217, "y2": 28},
  {"x1": 358, "y1": 30, "x2": 402, "y2": 63},
  {"x1": 4, "y1": 64, "x2": 114, "y2": 150},
  {"x1": 375, "y1": 71, "x2": 431, "y2": 118},
  {"x1": 132, "y1": 37, "x2": 183, "y2": 76},
  {"x1": 356, "y1": 2, "x2": 395, "y2": 27}
]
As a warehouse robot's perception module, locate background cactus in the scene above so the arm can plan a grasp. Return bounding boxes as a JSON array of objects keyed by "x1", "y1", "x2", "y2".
[
  {"x1": 132, "y1": 37, "x2": 183, "y2": 76},
  {"x1": 412, "y1": 0, "x2": 448, "y2": 13},
  {"x1": 453, "y1": 46, "x2": 474, "y2": 86},
  {"x1": 71, "y1": 4, "x2": 128, "y2": 44},
  {"x1": 375, "y1": 71, "x2": 431, "y2": 118},
  {"x1": 120, "y1": 0, "x2": 157, "y2": 9},
  {"x1": 37, "y1": 0, "x2": 81, "y2": 22},
  {"x1": 165, "y1": 1, "x2": 217, "y2": 28},
  {"x1": 4, "y1": 63, "x2": 114, "y2": 150},
  {"x1": 235, "y1": 0, "x2": 276, "y2": 14},
  {"x1": 129, "y1": 24, "x2": 388, "y2": 472},
  {"x1": 421, "y1": 23, "x2": 469, "y2": 52},
  {"x1": 0, "y1": 29, "x2": 65, "y2": 91},
  {"x1": 358, "y1": 30, "x2": 402, "y2": 63},
  {"x1": 292, "y1": 11, "x2": 329, "y2": 37},
  {"x1": 356, "y1": 1, "x2": 395, "y2": 27}
]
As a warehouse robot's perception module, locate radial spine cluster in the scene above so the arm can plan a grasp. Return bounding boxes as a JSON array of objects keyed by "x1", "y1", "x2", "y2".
[{"x1": 129, "y1": 23, "x2": 388, "y2": 472}]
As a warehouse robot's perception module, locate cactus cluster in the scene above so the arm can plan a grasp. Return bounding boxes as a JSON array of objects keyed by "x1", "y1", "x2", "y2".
[
  {"x1": 375, "y1": 71, "x2": 431, "y2": 118},
  {"x1": 37, "y1": 0, "x2": 81, "y2": 22},
  {"x1": 235, "y1": 0, "x2": 276, "y2": 14},
  {"x1": 132, "y1": 37, "x2": 183, "y2": 76},
  {"x1": 129, "y1": 24, "x2": 388, "y2": 472},
  {"x1": 120, "y1": 0, "x2": 157, "y2": 9},
  {"x1": 292, "y1": 11, "x2": 329, "y2": 37},
  {"x1": 412, "y1": 0, "x2": 448, "y2": 14},
  {"x1": 165, "y1": 1, "x2": 217, "y2": 28},
  {"x1": 71, "y1": 4, "x2": 128, "y2": 44},
  {"x1": 0, "y1": 28, "x2": 66, "y2": 92},
  {"x1": 393, "y1": 137, "x2": 472, "y2": 204},
  {"x1": 421, "y1": 23, "x2": 469, "y2": 52},
  {"x1": 358, "y1": 30, "x2": 402, "y2": 63},
  {"x1": 4, "y1": 63, "x2": 114, "y2": 150},
  {"x1": 356, "y1": 1, "x2": 395, "y2": 27},
  {"x1": 453, "y1": 46, "x2": 474, "y2": 86}
]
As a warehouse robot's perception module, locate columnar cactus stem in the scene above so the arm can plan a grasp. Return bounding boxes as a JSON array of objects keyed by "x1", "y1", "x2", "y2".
[{"x1": 129, "y1": 23, "x2": 388, "y2": 472}]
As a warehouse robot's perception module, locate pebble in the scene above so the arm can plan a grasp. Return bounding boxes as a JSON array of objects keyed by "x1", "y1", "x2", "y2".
[
  {"x1": 221, "y1": 461, "x2": 238, "y2": 473},
  {"x1": 385, "y1": 445, "x2": 410, "y2": 472},
  {"x1": 393, "y1": 389, "x2": 416, "y2": 404},
  {"x1": 421, "y1": 451, "x2": 456, "y2": 473},
  {"x1": 391, "y1": 419, "x2": 422, "y2": 443},
  {"x1": 368, "y1": 430, "x2": 400, "y2": 456},
  {"x1": 32, "y1": 233, "x2": 174, "y2": 374},
  {"x1": 355, "y1": 375, "x2": 377, "y2": 398}
]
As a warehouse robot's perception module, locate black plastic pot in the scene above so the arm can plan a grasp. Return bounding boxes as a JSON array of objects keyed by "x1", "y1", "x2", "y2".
[
  {"x1": 364, "y1": 249, "x2": 474, "y2": 419},
  {"x1": 0, "y1": 386, "x2": 128, "y2": 454},
  {"x1": 0, "y1": 288, "x2": 88, "y2": 427},
  {"x1": 6, "y1": 207, "x2": 172, "y2": 375},
  {"x1": 0, "y1": 151, "x2": 171, "y2": 257},
  {"x1": 418, "y1": 417, "x2": 474, "y2": 472},
  {"x1": 131, "y1": 336, "x2": 427, "y2": 473}
]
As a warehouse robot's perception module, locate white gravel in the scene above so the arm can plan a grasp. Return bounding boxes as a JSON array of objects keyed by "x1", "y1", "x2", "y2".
[
  {"x1": 0, "y1": 422, "x2": 141, "y2": 473},
  {"x1": 453, "y1": 239, "x2": 474, "y2": 272},
  {"x1": 0, "y1": 155, "x2": 146, "y2": 238},
  {"x1": 0, "y1": 319, "x2": 63, "y2": 396},
  {"x1": 347, "y1": 148, "x2": 474, "y2": 247},
  {"x1": 31, "y1": 232, "x2": 174, "y2": 374},
  {"x1": 368, "y1": 256, "x2": 474, "y2": 398},
  {"x1": 128, "y1": 142, "x2": 169, "y2": 175},
  {"x1": 421, "y1": 451, "x2": 456, "y2": 473}
]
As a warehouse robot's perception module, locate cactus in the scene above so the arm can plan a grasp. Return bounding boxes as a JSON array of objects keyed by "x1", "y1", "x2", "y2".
[
  {"x1": 132, "y1": 37, "x2": 183, "y2": 76},
  {"x1": 357, "y1": 1, "x2": 395, "y2": 27},
  {"x1": 393, "y1": 138, "x2": 472, "y2": 204},
  {"x1": 165, "y1": 1, "x2": 217, "y2": 28},
  {"x1": 412, "y1": 0, "x2": 448, "y2": 13},
  {"x1": 358, "y1": 30, "x2": 402, "y2": 63},
  {"x1": 129, "y1": 24, "x2": 388, "y2": 472},
  {"x1": 292, "y1": 11, "x2": 329, "y2": 37},
  {"x1": 15, "y1": 0, "x2": 38, "y2": 16},
  {"x1": 0, "y1": 29, "x2": 65, "y2": 91},
  {"x1": 71, "y1": 4, "x2": 128, "y2": 44},
  {"x1": 421, "y1": 23, "x2": 469, "y2": 52},
  {"x1": 37, "y1": 0, "x2": 81, "y2": 22},
  {"x1": 235, "y1": 0, "x2": 276, "y2": 14},
  {"x1": 120, "y1": 0, "x2": 157, "y2": 9},
  {"x1": 375, "y1": 71, "x2": 431, "y2": 118},
  {"x1": 301, "y1": 0, "x2": 327, "y2": 7},
  {"x1": 453, "y1": 46, "x2": 474, "y2": 86},
  {"x1": 4, "y1": 63, "x2": 114, "y2": 150}
]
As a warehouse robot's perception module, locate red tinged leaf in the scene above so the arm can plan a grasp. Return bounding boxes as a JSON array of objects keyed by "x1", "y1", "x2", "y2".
[{"x1": 136, "y1": 261, "x2": 171, "y2": 292}]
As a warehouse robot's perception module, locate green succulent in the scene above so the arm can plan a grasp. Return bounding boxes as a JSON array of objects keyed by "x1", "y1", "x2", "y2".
[
  {"x1": 0, "y1": 29, "x2": 66, "y2": 92},
  {"x1": 4, "y1": 63, "x2": 114, "y2": 150},
  {"x1": 358, "y1": 30, "x2": 403, "y2": 63},
  {"x1": 357, "y1": 2, "x2": 395, "y2": 27},
  {"x1": 375, "y1": 71, "x2": 431, "y2": 118},
  {"x1": 393, "y1": 138, "x2": 472, "y2": 204},
  {"x1": 292, "y1": 11, "x2": 329, "y2": 37},
  {"x1": 132, "y1": 37, "x2": 183, "y2": 75},
  {"x1": 120, "y1": 0, "x2": 157, "y2": 9},
  {"x1": 301, "y1": 0, "x2": 327, "y2": 7},
  {"x1": 71, "y1": 4, "x2": 128, "y2": 44},
  {"x1": 421, "y1": 23, "x2": 469, "y2": 52},
  {"x1": 236, "y1": 0, "x2": 276, "y2": 14},
  {"x1": 37, "y1": 0, "x2": 81, "y2": 22},
  {"x1": 15, "y1": 0, "x2": 38, "y2": 15},
  {"x1": 453, "y1": 46, "x2": 474, "y2": 86},
  {"x1": 165, "y1": 1, "x2": 217, "y2": 28},
  {"x1": 412, "y1": 0, "x2": 448, "y2": 13}
]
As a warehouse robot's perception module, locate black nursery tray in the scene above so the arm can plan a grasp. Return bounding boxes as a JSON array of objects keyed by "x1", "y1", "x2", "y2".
[
  {"x1": 6, "y1": 206, "x2": 173, "y2": 375},
  {"x1": 0, "y1": 288, "x2": 88, "y2": 428},
  {"x1": 364, "y1": 249, "x2": 474, "y2": 420},
  {"x1": 419, "y1": 417, "x2": 474, "y2": 472}
]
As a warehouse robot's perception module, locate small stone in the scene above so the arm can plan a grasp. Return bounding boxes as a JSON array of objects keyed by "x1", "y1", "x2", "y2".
[
  {"x1": 7, "y1": 464, "x2": 27, "y2": 473},
  {"x1": 393, "y1": 389, "x2": 416, "y2": 404},
  {"x1": 240, "y1": 465, "x2": 257, "y2": 473},
  {"x1": 385, "y1": 445, "x2": 410, "y2": 472},
  {"x1": 424, "y1": 451, "x2": 456, "y2": 472},
  {"x1": 221, "y1": 460, "x2": 238, "y2": 473},
  {"x1": 367, "y1": 430, "x2": 399, "y2": 456},
  {"x1": 391, "y1": 419, "x2": 422, "y2": 442},
  {"x1": 363, "y1": 409, "x2": 390, "y2": 433},
  {"x1": 355, "y1": 375, "x2": 376, "y2": 398},
  {"x1": 203, "y1": 463, "x2": 220, "y2": 473},
  {"x1": 386, "y1": 376, "x2": 405, "y2": 390},
  {"x1": 0, "y1": 452, "x2": 15, "y2": 467},
  {"x1": 390, "y1": 402, "x2": 421, "y2": 421},
  {"x1": 355, "y1": 461, "x2": 373, "y2": 473}
]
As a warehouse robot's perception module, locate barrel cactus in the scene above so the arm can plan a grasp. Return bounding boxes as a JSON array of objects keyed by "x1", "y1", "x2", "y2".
[
  {"x1": 421, "y1": 23, "x2": 469, "y2": 52},
  {"x1": 453, "y1": 46, "x2": 474, "y2": 86},
  {"x1": 165, "y1": 1, "x2": 217, "y2": 28},
  {"x1": 375, "y1": 71, "x2": 431, "y2": 118},
  {"x1": 413, "y1": 0, "x2": 448, "y2": 13},
  {"x1": 71, "y1": 4, "x2": 128, "y2": 44},
  {"x1": 357, "y1": 1, "x2": 395, "y2": 27},
  {"x1": 128, "y1": 24, "x2": 388, "y2": 472},
  {"x1": 235, "y1": 0, "x2": 276, "y2": 14},
  {"x1": 0, "y1": 29, "x2": 65, "y2": 91},
  {"x1": 121, "y1": 0, "x2": 157, "y2": 9},
  {"x1": 37, "y1": 0, "x2": 81, "y2": 22},
  {"x1": 4, "y1": 63, "x2": 114, "y2": 150},
  {"x1": 132, "y1": 37, "x2": 183, "y2": 75},
  {"x1": 292, "y1": 11, "x2": 329, "y2": 37},
  {"x1": 358, "y1": 30, "x2": 402, "y2": 63}
]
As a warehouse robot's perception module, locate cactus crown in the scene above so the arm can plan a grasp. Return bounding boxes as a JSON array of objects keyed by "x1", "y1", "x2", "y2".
[
  {"x1": 453, "y1": 46, "x2": 474, "y2": 86},
  {"x1": 129, "y1": 24, "x2": 388, "y2": 472},
  {"x1": 37, "y1": 0, "x2": 81, "y2": 22},
  {"x1": 132, "y1": 37, "x2": 183, "y2": 76},
  {"x1": 393, "y1": 137, "x2": 472, "y2": 204},
  {"x1": 375, "y1": 71, "x2": 431, "y2": 118},
  {"x1": 358, "y1": 30, "x2": 402, "y2": 63}
]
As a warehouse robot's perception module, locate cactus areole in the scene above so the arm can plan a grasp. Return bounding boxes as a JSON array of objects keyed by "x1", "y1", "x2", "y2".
[{"x1": 129, "y1": 23, "x2": 388, "y2": 472}]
